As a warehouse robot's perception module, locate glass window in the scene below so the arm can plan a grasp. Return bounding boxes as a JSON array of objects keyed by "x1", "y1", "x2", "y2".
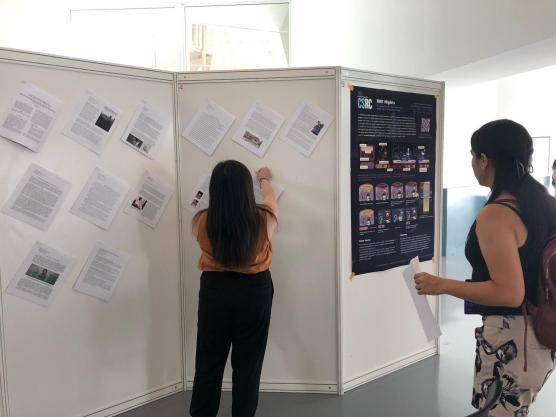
[
  {"x1": 531, "y1": 136, "x2": 552, "y2": 186},
  {"x1": 185, "y1": 3, "x2": 289, "y2": 71}
]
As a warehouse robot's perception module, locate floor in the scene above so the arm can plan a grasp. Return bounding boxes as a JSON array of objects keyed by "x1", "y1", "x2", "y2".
[{"x1": 121, "y1": 256, "x2": 556, "y2": 417}]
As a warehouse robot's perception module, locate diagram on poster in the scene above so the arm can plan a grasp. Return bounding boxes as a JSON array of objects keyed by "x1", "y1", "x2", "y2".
[
  {"x1": 182, "y1": 99, "x2": 235, "y2": 156},
  {"x1": 2, "y1": 163, "x2": 71, "y2": 231},
  {"x1": 350, "y1": 86, "x2": 436, "y2": 275},
  {"x1": 63, "y1": 91, "x2": 121, "y2": 154},
  {"x1": 281, "y1": 101, "x2": 333, "y2": 157},
  {"x1": 71, "y1": 167, "x2": 129, "y2": 230},
  {"x1": 73, "y1": 242, "x2": 130, "y2": 302},
  {"x1": 124, "y1": 171, "x2": 174, "y2": 228},
  {"x1": 232, "y1": 101, "x2": 284, "y2": 158},
  {"x1": 0, "y1": 81, "x2": 63, "y2": 152},
  {"x1": 121, "y1": 101, "x2": 170, "y2": 159},
  {"x1": 6, "y1": 242, "x2": 74, "y2": 307},
  {"x1": 187, "y1": 172, "x2": 285, "y2": 213}
]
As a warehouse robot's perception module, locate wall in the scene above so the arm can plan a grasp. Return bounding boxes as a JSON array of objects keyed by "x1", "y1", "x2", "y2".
[{"x1": 290, "y1": 0, "x2": 556, "y2": 77}]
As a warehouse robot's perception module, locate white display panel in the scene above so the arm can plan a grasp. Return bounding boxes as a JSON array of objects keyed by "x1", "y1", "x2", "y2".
[
  {"x1": 177, "y1": 68, "x2": 340, "y2": 393},
  {"x1": 0, "y1": 49, "x2": 182, "y2": 417},
  {"x1": 0, "y1": 51, "x2": 444, "y2": 416},
  {"x1": 338, "y1": 69, "x2": 444, "y2": 392}
]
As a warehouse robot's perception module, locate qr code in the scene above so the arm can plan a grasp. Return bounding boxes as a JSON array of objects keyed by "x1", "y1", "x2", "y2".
[{"x1": 421, "y1": 118, "x2": 431, "y2": 133}]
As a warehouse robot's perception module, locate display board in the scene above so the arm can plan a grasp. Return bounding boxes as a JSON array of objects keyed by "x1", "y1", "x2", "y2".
[
  {"x1": 177, "y1": 68, "x2": 340, "y2": 393},
  {"x1": 0, "y1": 51, "x2": 444, "y2": 416},
  {"x1": 339, "y1": 69, "x2": 444, "y2": 392},
  {"x1": 0, "y1": 49, "x2": 183, "y2": 417}
]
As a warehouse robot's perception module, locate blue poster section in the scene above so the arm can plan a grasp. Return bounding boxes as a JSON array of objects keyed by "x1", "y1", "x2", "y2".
[{"x1": 351, "y1": 86, "x2": 437, "y2": 274}]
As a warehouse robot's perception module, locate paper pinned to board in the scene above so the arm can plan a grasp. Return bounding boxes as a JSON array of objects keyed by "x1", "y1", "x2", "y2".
[
  {"x1": 186, "y1": 171, "x2": 284, "y2": 213},
  {"x1": 402, "y1": 256, "x2": 441, "y2": 341}
]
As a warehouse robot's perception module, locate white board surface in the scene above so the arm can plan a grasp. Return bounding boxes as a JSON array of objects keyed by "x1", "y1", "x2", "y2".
[
  {"x1": 0, "y1": 50, "x2": 182, "y2": 417},
  {"x1": 177, "y1": 69, "x2": 339, "y2": 391}
]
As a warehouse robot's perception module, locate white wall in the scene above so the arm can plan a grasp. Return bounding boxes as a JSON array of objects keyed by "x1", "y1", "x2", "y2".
[
  {"x1": 290, "y1": 0, "x2": 556, "y2": 77},
  {"x1": 442, "y1": 82, "x2": 499, "y2": 188},
  {"x1": 442, "y1": 64, "x2": 556, "y2": 188}
]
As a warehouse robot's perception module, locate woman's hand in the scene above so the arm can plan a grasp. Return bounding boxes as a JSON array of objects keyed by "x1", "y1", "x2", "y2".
[
  {"x1": 414, "y1": 272, "x2": 445, "y2": 295},
  {"x1": 257, "y1": 167, "x2": 272, "y2": 181}
]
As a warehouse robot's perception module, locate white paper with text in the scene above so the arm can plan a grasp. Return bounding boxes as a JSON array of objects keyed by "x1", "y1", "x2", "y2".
[
  {"x1": 73, "y1": 242, "x2": 130, "y2": 302},
  {"x1": 182, "y1": 99, "x2": 235, "y2": 155},
  {"x1": 2, "y1": 163, "x2": 71, "y2": 231},
  {"x1": 70, "y1": 167, "x2": 129, "y2": 230},
  {"x1": 232, "y1": 101, "x2": 284, "y2": 158},
  {"x1": 0, "y1": 81, "x2": 63, "y2": 152},
  {"x1": 121, "y1": 102, "x2": 170, "y2": 159}
]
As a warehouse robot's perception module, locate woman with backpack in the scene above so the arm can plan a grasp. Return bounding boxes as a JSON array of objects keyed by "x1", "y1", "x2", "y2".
[
  {"x1": 189, "y1": 160, "x2": 278, "y2": 417},
  {"x1": 414, "y1": 120, "x2": 556, "y2": 416}
]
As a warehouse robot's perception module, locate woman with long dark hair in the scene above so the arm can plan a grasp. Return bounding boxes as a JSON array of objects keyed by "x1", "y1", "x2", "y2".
[
  {"x1": 189, "y1": 160, "x2": 278, "y2": 417},
  {"x1": 415, "y1": 120, "x2": 556, "y2": 416}
]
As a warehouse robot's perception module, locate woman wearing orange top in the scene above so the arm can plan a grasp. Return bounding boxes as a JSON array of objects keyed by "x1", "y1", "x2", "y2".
[{"x1": 190, "y1": 160, "x2": 278, "y2": 417}]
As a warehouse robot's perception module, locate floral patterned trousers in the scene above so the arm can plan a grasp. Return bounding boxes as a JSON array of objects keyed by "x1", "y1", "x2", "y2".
[{"x1": 473, "y1": 316, "x2": 555, "y2": 417}]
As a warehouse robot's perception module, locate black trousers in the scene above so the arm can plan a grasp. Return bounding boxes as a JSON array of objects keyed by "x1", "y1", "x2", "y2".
[{"x1": 190, "y1": 270, "x2": 273, "y2": 417}]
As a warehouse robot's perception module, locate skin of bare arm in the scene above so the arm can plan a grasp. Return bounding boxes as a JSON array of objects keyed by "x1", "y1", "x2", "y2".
[{"x1": 414, "y1": 198, "x2": 526, "y2": 308}]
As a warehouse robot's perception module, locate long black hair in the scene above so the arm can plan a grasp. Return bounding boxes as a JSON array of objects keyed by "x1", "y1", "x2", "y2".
[
  {"x1": 471, "y1": 119, "x2": 556, "y2": 281},
  {"x1": 194, "y1": 160, "x2": 275, "y2": 268}
]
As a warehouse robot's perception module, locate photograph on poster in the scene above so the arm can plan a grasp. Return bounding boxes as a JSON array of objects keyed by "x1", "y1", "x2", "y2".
[
  {"x1": 359, "y1": 208, "x2": 374, "y2": 228},
  {"x1": 405, "y1": 206, "x2": 418, "y2": 221},
  {"x1": 392, "y1": 144, "x2": 417, "y2": 171},
  {"x1": 25, "y1": 264, "x2": 59, "y2": 285},
  {"x1": 358, "y1": 183, "x2": 374, "y2": 202},
  {"x1": 375, "y1": 183, "x2": 389, "y2": 201},
  {"x1": 377, "y1": 209, "x2": 392, "y2": 225},
  {"x1": 418, "y1": 181, "x2": 432, "y2": 215},
  {"x1": 391, "y1": 182, "x2": 404, "y2": 200},
  {"x1": 376, "y1": 143, "x2": 390, "y2": 169},
  {"x1": 393, "y1": 207, "x2": 405, "y2": 223},
  {"x1": 417, "y1": 144, "x2": 430, "y2": 171},
  {"x1": 359, "y1": 143, "x2": 375, "y2": 169},
  {"x1": 405, "y1": 181, "x2": 418, "y2": 199}
]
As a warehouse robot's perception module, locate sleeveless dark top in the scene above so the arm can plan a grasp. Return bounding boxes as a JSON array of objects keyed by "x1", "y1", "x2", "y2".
[{"x1": 464, "y1": 200, "x2": 537, "y2": 315}]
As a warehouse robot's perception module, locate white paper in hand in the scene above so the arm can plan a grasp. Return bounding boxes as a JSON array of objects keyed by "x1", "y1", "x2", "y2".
[{"x1": 402, "y1": 256, "x2": 441, "y2": 341}]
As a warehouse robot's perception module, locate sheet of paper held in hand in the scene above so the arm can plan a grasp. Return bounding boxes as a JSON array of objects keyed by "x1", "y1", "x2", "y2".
[{"x1": 402, "y1": 256, "x2": 442, "y2": 341}]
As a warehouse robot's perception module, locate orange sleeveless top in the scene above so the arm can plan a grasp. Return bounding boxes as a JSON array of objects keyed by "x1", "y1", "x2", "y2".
[{"x1": 195, "y1": 211, "x2": 272, "y2": 274}]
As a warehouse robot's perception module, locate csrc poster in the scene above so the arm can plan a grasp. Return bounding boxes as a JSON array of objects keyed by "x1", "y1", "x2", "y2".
[{"x1": 350, "y1": 86, "x2": 437, "y2": 275}]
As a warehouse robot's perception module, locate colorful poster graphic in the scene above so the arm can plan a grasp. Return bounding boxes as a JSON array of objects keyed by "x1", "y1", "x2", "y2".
[{"x1": 351, "y1": 86, "x2": 436, "y2": 274}]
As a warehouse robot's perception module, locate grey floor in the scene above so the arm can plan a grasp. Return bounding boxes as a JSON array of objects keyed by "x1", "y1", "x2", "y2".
[{"x1": 120, "y1": 256, "x2": 556, "y2": 417}]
